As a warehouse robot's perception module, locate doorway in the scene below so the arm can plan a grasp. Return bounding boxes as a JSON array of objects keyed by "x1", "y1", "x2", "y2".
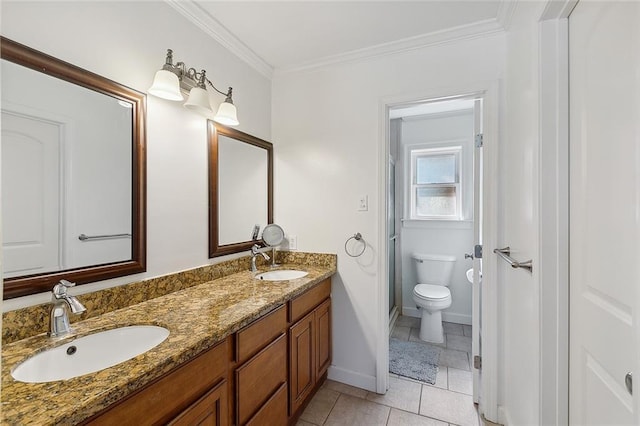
[{"x1": 382, "y1": 95, "x2": 484, "y2": 423}]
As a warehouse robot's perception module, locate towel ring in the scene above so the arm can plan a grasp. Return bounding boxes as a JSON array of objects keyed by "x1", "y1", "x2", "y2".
[{"x1": 345, "y1": 233, "x2": 366, "y2": 258}]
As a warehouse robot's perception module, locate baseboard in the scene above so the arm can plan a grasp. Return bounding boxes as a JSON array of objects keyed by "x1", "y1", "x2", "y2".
[
  {"x1": 402, "y1": 306, "x2": 421, "y2": 318},
  {"x1": 498, "y1": 406, "x2": 512, "y2": 426},
  {"x1": 327, "y1": 365, "x2": 377, "y2": 393},
  {"x1": 442, "y1": 312, "x2": 472, "y2": 325},
  {"x1": 402, "y1": 306, "x2": 472, "y2": 325}
]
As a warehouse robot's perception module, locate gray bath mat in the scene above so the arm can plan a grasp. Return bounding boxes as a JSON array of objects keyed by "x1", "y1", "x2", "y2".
[{"x1": 389, "y1": 338, "x2": 440, "y2": 384}]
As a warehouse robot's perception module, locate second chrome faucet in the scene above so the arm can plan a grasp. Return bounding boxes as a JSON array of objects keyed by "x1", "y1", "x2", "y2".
[{"x1": 250, "y1": 244, "x2": 271, "y2": 274}]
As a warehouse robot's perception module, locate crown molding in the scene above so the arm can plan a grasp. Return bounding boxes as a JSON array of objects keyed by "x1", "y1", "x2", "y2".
[
  {"x1": 164, "y1": 0, "x2": 273, "y2": 79},
  {"x1": 497, "y1": 0, "x2": 517, "y2": 30},
  {"x1": 275, "y1": 17, "x2": 505, "y2": 76},
  {"x1": 166, "y1": 0, "x2": 509, "y2": 79}
]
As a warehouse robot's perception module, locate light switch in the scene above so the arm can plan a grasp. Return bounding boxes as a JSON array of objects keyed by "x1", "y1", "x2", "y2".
[{"x1": 358, "y1": 195, "x2": 368, "y2": 211}]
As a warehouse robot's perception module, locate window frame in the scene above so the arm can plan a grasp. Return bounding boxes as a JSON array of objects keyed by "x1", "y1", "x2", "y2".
[{"x1": 408, "y1": 145, "x2": 463, "y2": 221}]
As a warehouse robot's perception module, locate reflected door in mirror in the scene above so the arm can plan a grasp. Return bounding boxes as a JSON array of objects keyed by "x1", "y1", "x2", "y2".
[{"x1": 2, "y1": 111, "x2": 62, "y2": 277}]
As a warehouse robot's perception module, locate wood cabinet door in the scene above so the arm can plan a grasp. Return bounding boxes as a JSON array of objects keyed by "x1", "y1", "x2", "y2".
[
  {"x1": 169, "y1": 380, "x2": 228, "y2": 426},
  {"x1": 289, "y1": 311, "x2": 316, "y2": 414},
  {"x1": 315, "y1": 299, "x2": 331, "y2": 379}
]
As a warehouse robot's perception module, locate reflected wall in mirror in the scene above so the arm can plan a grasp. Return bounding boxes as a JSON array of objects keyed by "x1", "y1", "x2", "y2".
[
  {"x1": 1, "y1": 37, "x2": 146, "y2": 299},
  {"x1": 208, "y1": 122, "x2": 273, "y2": 257}
]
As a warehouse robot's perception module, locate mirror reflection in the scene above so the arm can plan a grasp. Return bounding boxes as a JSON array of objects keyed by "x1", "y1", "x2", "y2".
[
  {"x1": 2, "y1": 60, "x2": 132, "y2": 278},
  {"x1": 208, "y1": 122, "x2": 273, "y2": 257},
  {"x1": 1, "y1": 37, "x2": 146, "y2": 299},
  {"x1": 217, "y1": 135, "x2": 268, "y2": 245}
]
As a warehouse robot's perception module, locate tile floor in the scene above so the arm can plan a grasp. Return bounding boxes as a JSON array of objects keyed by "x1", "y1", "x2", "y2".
[{"x1": 297, "y1": 316, "x2": 480, "y2": 426}]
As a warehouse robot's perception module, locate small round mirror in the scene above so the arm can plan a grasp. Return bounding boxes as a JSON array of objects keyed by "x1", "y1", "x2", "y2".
[{"x1": 262, "y1": 224, "x2": 285, "y2": 246}]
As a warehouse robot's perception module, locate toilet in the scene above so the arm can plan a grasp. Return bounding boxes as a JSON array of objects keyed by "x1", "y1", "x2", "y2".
[{"x1": 412, "y1": 253, "x2": 456, "y2": 343}]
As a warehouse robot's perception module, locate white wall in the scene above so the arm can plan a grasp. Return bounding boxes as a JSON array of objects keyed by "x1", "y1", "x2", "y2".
[
  {"x1": 1, "y1": 1, "x2": 271, "y2": 310},
  {"x1": 272, "y1": 34, "x2": 505, "y2": 390},
  {"x1": 399, "y1": 112, "x2": 474, "y2": 324},
  {"x1": 497, "y1": 2, "x2": 547, "y2": 424}
]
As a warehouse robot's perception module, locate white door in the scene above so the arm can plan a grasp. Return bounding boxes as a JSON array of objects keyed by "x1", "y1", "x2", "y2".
[
  {"x1": 471, "y1": 98, "x2": 483, "y2": 404},
  {"x1": 569, "y1": 1, "x2": 640, "y2": 423},
  {"x1": 1, "y1": 111, "x2": 62, "y2": 277}
]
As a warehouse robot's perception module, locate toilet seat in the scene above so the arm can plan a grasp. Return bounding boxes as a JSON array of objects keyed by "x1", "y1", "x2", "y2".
[{"x1": 413, "y1": 284, "x2": 451, "y2": 301}]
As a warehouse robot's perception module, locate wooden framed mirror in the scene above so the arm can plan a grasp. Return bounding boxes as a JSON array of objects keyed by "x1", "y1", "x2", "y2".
[
  {"x1": 208, "y1": 122, "x2": 273, "y2": 257},
  {"x1": 1, "y1": 37, "x2": 146, "y2": 299}
]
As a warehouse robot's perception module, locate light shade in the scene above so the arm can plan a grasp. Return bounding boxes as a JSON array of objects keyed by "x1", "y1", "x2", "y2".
[
  {"x1": 148, "y1": 70, "x2": 183, "y2": 101},
  {"x1": 184, "y1": 87, "x2": 214, "y2": 116},
  {"x1": 213, "y1": 101, "x2": 239, "y2": 126}
]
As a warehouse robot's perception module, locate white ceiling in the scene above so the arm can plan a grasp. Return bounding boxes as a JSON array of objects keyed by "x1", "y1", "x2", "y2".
[{"x1": 167, "y1": 1, "x2": 511, "y2": 77}]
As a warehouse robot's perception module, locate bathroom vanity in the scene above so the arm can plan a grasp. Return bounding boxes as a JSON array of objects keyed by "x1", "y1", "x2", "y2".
[
  {"x1": 1, "y1": 261, "x2": 335, "y2": 425},
  {"x1": 0, "y1": 30, "x2": 332, "y2": 426}
]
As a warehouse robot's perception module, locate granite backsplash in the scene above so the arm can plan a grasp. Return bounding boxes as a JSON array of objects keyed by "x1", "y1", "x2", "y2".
[{"x1": 2, "y1": 251, "x2": 337, "y2": 344}]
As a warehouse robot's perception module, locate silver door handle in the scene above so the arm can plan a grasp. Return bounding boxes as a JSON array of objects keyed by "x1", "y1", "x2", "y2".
[{"x1": 625, "y1": 372, "x2": 632, "y2": 395}]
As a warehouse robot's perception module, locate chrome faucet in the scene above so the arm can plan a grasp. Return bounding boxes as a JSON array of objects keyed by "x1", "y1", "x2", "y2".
[
  {"x1": 250, "y1": 244, "x2": 271, "y2": 273},
  {"x1": 49, "y1": 280, "x2": 86, "y2": 337}
]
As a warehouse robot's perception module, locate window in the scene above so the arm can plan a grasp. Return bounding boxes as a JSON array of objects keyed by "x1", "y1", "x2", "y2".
[{"x1": 409, "y1": 146, "x2": 462, "y2": 220}]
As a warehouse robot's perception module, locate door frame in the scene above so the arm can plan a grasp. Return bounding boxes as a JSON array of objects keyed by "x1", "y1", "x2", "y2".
[
  {"x1": 538, "y1": 1, "x2": 576, "y2": 424},
  {"x1": 375, "y1": 2, "x2": 575, "y2": 423},
  {"x1": 376, "y1": 81, "x2": 500, "y2": 420}
]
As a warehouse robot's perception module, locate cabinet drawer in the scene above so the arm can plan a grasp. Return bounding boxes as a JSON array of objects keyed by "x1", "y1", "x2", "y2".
[
  {"x1": 290, "y1": 278, "x2": 331, "y2": 323},
  {"x1": 236, "y1": 305, "x2": 286, "y2": 364},
  {"x1": 236, "y1": 334, "x2": 287, "y2": 425},
  {"x1": 245, "y1": 383, "x2": 287, "y2": 426},
  {"x1": 168, "y1": 380, "x2": 228, "y2": 426},
  {"x1": 86, "y1": 338, "x2": 228, "y2": 425}
]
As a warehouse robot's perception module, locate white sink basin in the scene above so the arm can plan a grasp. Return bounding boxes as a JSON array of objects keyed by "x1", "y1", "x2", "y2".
[
  {"x1": 466, "y1": 268, "x2": 482, "y2": 284},
  {"x1": 11, "y1": 325, "x2": 169, "y2": 383},
  {"x1": 255, "y1": 270, "x2": 308, "y2": 281}
]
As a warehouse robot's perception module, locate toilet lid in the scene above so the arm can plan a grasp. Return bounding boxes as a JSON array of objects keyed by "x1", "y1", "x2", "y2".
[{"x1": 414, "y1": 284, "x2": 450, "y2": 300}]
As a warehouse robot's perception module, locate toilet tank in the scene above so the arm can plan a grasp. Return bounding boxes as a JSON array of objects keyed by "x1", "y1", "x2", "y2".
[{"x1": 412, "y1": 253, "x2": 456, "y2": 286}]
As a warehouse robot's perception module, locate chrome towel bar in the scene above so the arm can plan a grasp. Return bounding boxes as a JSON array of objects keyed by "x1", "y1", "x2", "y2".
[
  {"x1": 493, "y1": 247, "x2": 533, "y2": 272},
  {"x1": 78, "y1": 233, "x2": 132, "y2": 242}
]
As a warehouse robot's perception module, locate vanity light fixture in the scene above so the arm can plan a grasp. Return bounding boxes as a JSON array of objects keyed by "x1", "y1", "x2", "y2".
[{"x1": 148, "y1": 49, "x2": 239, "y2": 126}]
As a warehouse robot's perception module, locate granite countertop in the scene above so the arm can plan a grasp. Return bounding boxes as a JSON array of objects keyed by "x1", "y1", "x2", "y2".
[{"x1": 1, "y1": 263, "x2": 335, "y2": 425}]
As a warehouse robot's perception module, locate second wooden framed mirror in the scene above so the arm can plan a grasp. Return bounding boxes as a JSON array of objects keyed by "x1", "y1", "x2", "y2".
[{"x1": 208, "y1": 122, "x2": 273, "y2": 257}]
